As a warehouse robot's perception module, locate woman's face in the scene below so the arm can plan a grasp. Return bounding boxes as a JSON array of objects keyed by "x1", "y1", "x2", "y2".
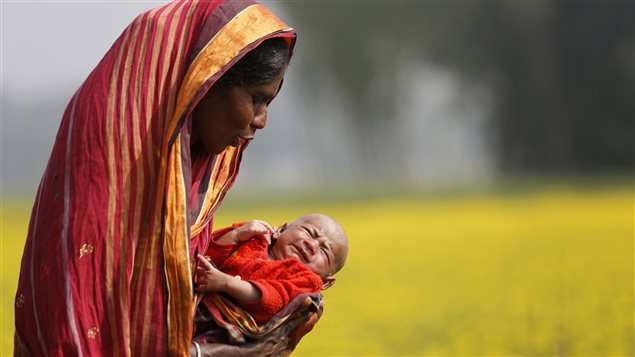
[{"x1": 191, "y1": 69, "x2": 286, "y2": 154}]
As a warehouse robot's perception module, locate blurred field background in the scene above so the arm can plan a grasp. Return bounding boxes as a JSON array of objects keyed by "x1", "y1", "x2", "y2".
[
  {"x1": 1, "y1": 1, "x2": 633, "y2": 356},
  {"x1": 2, "y1": 184, "x2": 633, "y2": 355}
]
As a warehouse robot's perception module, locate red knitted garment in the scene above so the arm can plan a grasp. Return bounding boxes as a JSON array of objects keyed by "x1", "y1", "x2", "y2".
[{"x1": 204, "y1": 225, "x2": 323, "y2": 323}]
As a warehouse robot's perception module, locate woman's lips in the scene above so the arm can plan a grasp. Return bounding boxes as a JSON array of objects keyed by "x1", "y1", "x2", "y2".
[{"x1": 231, "y1": 135, "x2": 254, "y2": 147}]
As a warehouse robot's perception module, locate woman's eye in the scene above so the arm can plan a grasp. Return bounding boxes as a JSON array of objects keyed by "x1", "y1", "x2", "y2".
[{"x1": 252, "y1": 96, "x2": 263, "y2": 106}]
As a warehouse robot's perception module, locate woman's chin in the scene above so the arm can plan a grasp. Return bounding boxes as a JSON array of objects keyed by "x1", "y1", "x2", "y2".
[
  {"x1": 206, "y1": 142, "x2": 228, "y2": 154},
  {"x1": 230, "y1": 136, "x2": 241, "y2": 148}
]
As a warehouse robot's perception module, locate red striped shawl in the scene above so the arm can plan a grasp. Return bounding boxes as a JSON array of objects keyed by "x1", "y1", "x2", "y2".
[{"x1": 14, "y1": 1, "x2": 295, "y2": 356}]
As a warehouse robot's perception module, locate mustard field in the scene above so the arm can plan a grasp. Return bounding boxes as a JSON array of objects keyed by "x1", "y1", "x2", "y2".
[{"x1": 1, "y1": 187, "x2": 633, "y2": 356}]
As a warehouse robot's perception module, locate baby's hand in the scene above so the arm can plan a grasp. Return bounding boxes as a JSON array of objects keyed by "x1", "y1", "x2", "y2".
[
  {"x1": 233, "y1": 220, "x2": 274, "y2": 244},
  {"x1": 195, "y1": 255, "x2": 232, "y2": 293}
]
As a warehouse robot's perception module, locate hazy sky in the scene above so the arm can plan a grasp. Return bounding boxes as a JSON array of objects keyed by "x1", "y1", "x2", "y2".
[
  {"x1": 2, "y1": 1, "x2": 168, "y2": 95},
  {"x1": 0, "y1": 1, "x2": 324, "y2": 195},
  {"x1": 1, "y1": 2, "x2": 167, "y2": 194},
  {"x1": 1, "y1": 1, "x2": 492, "y2": 197}
]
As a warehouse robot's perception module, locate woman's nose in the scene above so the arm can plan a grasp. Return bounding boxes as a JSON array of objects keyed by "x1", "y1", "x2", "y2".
[{"x1": 251, "y1": 108, "x2": 267, "y2": 129}]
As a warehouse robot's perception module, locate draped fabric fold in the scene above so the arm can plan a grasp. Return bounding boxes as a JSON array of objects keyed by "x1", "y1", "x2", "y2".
[
  {"x1": 14, "y1": 1, "x2": 295, "y2": 356},
  {"x1": 192, "y1": 293, "x2": 324, "y2": 356}
]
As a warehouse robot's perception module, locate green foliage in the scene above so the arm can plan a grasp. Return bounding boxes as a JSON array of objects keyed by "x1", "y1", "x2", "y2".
[{"x1": 284, "y1": 1, "x2": 634, "y2": 173}]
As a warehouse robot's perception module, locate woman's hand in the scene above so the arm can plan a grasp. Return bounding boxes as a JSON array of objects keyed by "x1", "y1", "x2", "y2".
[
  {"x1": 234, "y1": 220, "x2": 274, "y2": 243},
  {"x1": 216, "y1": 220, "x2": 274, "y2": 245}
]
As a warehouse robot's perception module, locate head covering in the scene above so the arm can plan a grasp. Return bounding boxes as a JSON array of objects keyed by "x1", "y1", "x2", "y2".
[{"x1": 14, "y1": 1, "x2": 295, "y2": 356}]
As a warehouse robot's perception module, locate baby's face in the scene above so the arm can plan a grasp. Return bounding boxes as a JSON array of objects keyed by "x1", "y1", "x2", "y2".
[{"x1": 269, "y1": 214, "x2": 347, "y2": 280}]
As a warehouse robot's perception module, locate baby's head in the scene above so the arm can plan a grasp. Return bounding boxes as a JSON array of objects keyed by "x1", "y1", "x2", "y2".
[{"x1": 269, "y1": 213, "x2": 348, "y2": 289}]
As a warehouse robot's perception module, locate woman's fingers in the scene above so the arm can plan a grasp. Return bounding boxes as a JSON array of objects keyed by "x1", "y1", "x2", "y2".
[
  {"x1": 257, "y1": 220, "x2": 274, "y2": 233},
  {"x1": 250, "y1": 220, "x2": 274, "y2": 234},
  {"x1": 236, "y1": 220, "x2": 274, "y2": 242}
]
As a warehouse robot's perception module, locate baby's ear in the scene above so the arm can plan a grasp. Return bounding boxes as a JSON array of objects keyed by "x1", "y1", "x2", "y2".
[
  {"x1": 321, "y1": 276, "x2": 336, "y2": 290},
  {"x1": 272, "y1": 223, "x2": 288, "y2": 240}
]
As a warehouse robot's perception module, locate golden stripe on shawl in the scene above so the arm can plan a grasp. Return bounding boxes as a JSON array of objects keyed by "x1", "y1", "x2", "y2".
[
  {"x1": 121, "y1": 9, "x2": 155, "y2": 355},
  {"x1": 163, "y1": 5, "x2": 292, "y2": 352},
  {"x1": 130, "y1": 11, "x2": 153, "y2": 277},
  {"x1": 162, "y1": 4, "x2": 200, "y2": 355},
  {"x1": 164, "y1": 135, "x2": 194, "y2": 356},
  {"x1": 130, "y1": 3, "x2": 291, "y2": 355},
  {"x1": 148, "y1": 0, "x2": 192, "y2": 270},
  {"x1": 115, "y1": 14, "x2": 145, "y2": 356},
  {"x1": 130, "y1": 2, "x2": 196, "y2": 355},
  {"x1": 169, "y1": 4, "x2": 291, "y2": 236},
  {"x1": 105, "y1": 20, "x2": 133, "y2": 356},
  {"x1": 143, "y1": 0, "x2": 187, "y2": 272},
  {"x1": 129, "y1": 7, "x2": 159, "y2": 352},
  {"x1": 166, "y1": 4, "x2": 290, "y2": 142},
  {"x1": 135, "y1": 1, "x2": 181, "y2": 354},
  {"x1": 190, "y1": 144, "x2": 243, "y2": 236},
  {"x1": 137, "y1": 2, "x2": 191, "y2": 355}
]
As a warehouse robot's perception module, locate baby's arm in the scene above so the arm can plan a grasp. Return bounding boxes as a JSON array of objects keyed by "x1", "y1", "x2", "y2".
[
  {"x1": 195, "y1": 254, "x2": 262, "y2": 303},
  {"x1": 215, "y1": 220, "x2": 274, "y2": 245}
]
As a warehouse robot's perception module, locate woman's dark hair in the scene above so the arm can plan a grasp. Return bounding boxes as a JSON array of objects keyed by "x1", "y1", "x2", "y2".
[{"x1": 215, "y1": 37, "x2": 290, "y2": 89}]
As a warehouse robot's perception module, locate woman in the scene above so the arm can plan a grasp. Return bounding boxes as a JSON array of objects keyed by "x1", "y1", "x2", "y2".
[{"x1": 14, "y1": 1, "x2": 295, "y2": 356}]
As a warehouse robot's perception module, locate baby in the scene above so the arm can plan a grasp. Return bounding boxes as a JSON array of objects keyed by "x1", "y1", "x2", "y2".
[{"x1": 195, "y1": 213, "x2": 348, "y2": 323}]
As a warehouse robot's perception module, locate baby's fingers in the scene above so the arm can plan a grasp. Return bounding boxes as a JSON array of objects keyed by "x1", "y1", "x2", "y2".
[{"x1": 196, "y1": 255, "x2": 215, "y2": 270}]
